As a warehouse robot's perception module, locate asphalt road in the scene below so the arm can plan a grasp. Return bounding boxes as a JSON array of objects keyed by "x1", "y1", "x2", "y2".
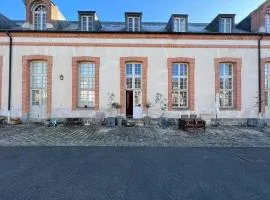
[{"x1": 0, "y1": 147, "x2": 269, "y2": 200}]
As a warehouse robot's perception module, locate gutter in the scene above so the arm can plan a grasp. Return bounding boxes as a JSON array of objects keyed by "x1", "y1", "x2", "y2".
[
  {"x1": 6, "y1": 31, "x2": 12, "y2": 123},
  {"x1": 258, "y1": 34, "x2": 263, "y2": 117}
]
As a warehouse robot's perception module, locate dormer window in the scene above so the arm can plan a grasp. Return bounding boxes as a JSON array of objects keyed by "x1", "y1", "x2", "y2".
[
  {"x1": 128, "y1": 17, "x2": 140, "y2": 32},
  {"x1": 81, "y1": 15, "x2": 94, "y2": 31},
  {"x1": 219, "y1": 18, "x2": 232, "y2": 33},
  {"x1": 174, "y1": 17, "x2": 186, "y2": 32},
  {"x1": 265, "y1": 8, "x2": 270, "y2": 33},
  {"x1": 33, "y1": 4, "x2": 47, "y2": 30}
]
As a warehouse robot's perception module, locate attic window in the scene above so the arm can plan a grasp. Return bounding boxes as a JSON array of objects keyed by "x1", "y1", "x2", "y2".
[
  {"x1": 265, "y1": 8, "x2": 270, "y2": 33},
  {"x1": 81, "y1": 15, "x2": 94, "y2": 31},
  {"x1": 174, "y1": 17, "x2": 186, "y2": 32},
  {"x1": 219, "y1": 18, "x2": 232, "y2": 33},
  {"x1": 128, "y1": 17, "x2": 140, "y2": 32},
  {"x1": 33, "y1": 4, "x2": 47, "y2": 30}
]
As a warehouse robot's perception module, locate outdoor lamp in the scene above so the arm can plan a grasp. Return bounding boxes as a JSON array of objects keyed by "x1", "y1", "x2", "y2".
[{"x1": 59, "y1": 74, "x2": 64, "y2": 80}]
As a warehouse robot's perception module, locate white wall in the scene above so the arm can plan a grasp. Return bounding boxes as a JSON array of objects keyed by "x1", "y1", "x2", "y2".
[{"x1": 0, "y1": 36, "x2": 268, "y2": 119}]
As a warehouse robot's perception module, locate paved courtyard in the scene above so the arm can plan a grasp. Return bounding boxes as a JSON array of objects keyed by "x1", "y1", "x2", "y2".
[{"x1": 1, "y1": 124, "x2": 270, "y2": 147}]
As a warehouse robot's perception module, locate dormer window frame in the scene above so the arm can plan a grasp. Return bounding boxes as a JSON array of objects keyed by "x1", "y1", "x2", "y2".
[
  {"x1": 219, "y1": 17, "x2": 232, "y2": 33},
  {"x1": 127, "y1": 16, "x2": 140, "y2": 32},
  {"x1": 173, "y1": 17, "x2": 187, "y2": 32},
  {"x1": 125, "y1": 12, "x2": 142, "y2": 32},
  {"x1": 80, "y1": 15, "x2": 94, "y2": 32},
  {"x1": 32, "y1": 4, "x2": 47, "y2": 30}
]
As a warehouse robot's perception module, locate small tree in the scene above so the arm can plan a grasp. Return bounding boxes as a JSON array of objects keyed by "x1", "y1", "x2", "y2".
[
  {"x1": 111, "y1": 102, "x2": 122, "y2": 116},
  {"x1": 154, "y1": 93, "x2": 168, "y2": 117}
]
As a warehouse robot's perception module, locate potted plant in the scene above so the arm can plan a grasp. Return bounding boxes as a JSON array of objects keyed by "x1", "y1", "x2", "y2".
[
  {"x1": 144, "y1": 102, "x2": 152, "y2": 125},
  {"x1": 155, "y1": 93, "x2": 168, "y2": 128},
  {"x1": 111, "y1": 102, "x2": 122, "y2": 126}
]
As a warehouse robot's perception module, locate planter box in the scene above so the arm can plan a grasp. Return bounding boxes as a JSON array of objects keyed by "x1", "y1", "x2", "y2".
[
  {"x1": 116, "y1": 117, "x2": 123, "y2": 127},
  {"x1": 106, "y1": 117, "x2": 116, "y2": 127},
  {"x1": 159, "y1": 117, "x2": 168, "y2": 128},
  {"x1": 247, "y1": 118, "x2": 265, "y2": 129}
]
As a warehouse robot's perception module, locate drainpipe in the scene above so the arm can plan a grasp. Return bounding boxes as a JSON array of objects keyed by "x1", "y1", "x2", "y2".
[
  {"x1": 6, "y1": 31, "x2": 13, "y2": 124},
  {"x1": 258, "y1": 34, "x2": 263, "y2": 119}
]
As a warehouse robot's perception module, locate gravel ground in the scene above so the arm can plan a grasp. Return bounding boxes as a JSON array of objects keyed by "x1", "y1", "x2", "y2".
[{"x1": 0, "y1": 124, "x2": 270, "y2": 147}]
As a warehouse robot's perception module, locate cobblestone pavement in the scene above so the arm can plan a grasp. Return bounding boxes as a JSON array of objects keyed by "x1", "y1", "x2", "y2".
[{"x1": 1, "y1": 124, "x2": 270, "y2": 147}]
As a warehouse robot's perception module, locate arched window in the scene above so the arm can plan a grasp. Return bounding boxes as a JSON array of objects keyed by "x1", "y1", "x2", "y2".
[
  {"x1": 33, "y1": 4, "x2": 47, "y2": 30},
  {"x1": 265, "y1": 7, "x2": 270, "y2": 33}
]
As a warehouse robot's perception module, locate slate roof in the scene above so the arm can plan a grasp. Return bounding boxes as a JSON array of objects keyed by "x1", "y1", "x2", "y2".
[{"x1": 0, "y1": 12, "x2": 252, "y2": 33}]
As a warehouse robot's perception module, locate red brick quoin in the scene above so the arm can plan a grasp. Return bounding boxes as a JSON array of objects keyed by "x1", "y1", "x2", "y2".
[
  {"x1": 22, "y1": 55, "x2": 53, "y2": 115},
  {"x1": 214, "y1": 57, "x2": 242, "y2": 111},
  {"x1": 261, "y1": 57, "x2": 270, "y2": 113},
  {"x1": 167, "y1": 57, "x2": 195, "y2": 111},
  {"x1": 120, "y1": 57, "x2": 148, "y2": 114},
  {"x1": 72, "y1": 57, "x2": 100, "y2": 111}
]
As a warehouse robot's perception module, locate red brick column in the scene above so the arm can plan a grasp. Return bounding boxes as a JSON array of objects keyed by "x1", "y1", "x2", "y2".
[
  {"x1": 72, "y1": 57, "x2": 100, "y2": 111},
  {"x1": 120, "y1": 57, "x2": 148, "y2": 114},
  {"x1": 214, "y1": 57, "x2": 242, "y2": 111},
  {"x1": 261, "y1": 57, "x2": 270, "y2": 113},
  {"x1": 167, "y1": 57, "x2": 195, "y2": 111},
  {"x1": 0, "y1": 56, "x2": 2, "y2": 110},
  {"x1": 22, "y1": 55, "x2": 53, "y2": 115}
]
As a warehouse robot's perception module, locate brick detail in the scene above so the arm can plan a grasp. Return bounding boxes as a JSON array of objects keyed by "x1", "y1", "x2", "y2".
[
  {"x1": 214, "y1": 58, "x2": 242, "y2": 111},
  {"x1": 167, "y1": 57, "x2": 195, "y2": 111},
  {"x1": 120, "y1": 57, "x2": 148, "y2": 114},
  {"x1": 0, "y1": 56, "x2": 2, "y2": 110},
  {"x1": 25, "y1": 0, "x2": 52, "y2": 24},
  {"x1": 251, "y1": 1, "x2": 270, "y2": 32},
  {"x1": 22, "y1": 55, "x2": 53, "y2": 115},
  {"x1": 72, "y1": 57, "x2": 100, "y2": 111},
  {"x1": 261, "y1": 57, "x2": 270, "y2": 113}
]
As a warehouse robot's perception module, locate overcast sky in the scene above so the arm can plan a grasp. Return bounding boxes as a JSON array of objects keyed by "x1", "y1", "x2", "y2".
[{"x1": 0, "y1": 0, "x2": 267, "y2": 23}]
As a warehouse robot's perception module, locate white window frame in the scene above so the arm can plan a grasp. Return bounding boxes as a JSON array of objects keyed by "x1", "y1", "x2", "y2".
[
  {"x1": 265, "y1": 8, "x2": 270, "y2": 33},
  {"x1": 33, "y1": 4, "x2": 47, "y2": 30},
  {"x1": 125, "y1": 63, "x2": 142, "y2": 90},
  {"x1": 81, "y1": 15, "x2": 94, "y2": 31},
  {"x1": 30, "y1": 61, "x2": 48, "y2": 106},
  {"x1": 174, "y1": 17, "x2": 186, "y2": 32},
  {"x1": 127, "y1": 17, "x2": 140, "y2": 32},
  {"x1": 265, "y1": 63, "x2": 270, "y2": 106},
  {"x1": 172, "y1": 63, "x2": 189, "y2": 108},
  {"x1": 78, "y1": 62, "x2": 95, "y2": 108},
  {"x1": 219, "y1": 18, "x2": 232, "y2": 33},
  {"x1": 219, "y1": 63, "x2": 233, "y2": 108}
]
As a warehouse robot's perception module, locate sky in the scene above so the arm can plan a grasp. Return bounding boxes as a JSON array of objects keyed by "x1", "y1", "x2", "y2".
[{"x1": 0, "y1": 0, "x2": 267, "y2": 23}]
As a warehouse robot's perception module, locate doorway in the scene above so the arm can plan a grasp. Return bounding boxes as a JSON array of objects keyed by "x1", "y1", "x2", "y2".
[{"x1": 29, "y1": 61, "x2": 48, "y2": 119}]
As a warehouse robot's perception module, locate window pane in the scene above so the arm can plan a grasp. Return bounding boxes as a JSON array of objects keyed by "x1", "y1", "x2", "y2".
[
  {"x1": 135, "y1": 64, "x2": 141, "y2": 75},
  {"x1": 135, "y1": 77, "x2": 141, "y2": 89},
  {"x1": 172, "y1": 64, "x2": 179, "y2": 76},
  {"x1": 126, "y1": 64, "x2": 132, "y2": 75},
  {"x1": 172, "y1": 91, "x2": 179, "y2": 107},
  {"x1": 126, "y1": 77, "x2": 132, "y2": 89},
  {"x1": 179, "y1": 92, "x2": 187, "y2": 107},
  {"x1": 172, "y1": 78, "x2": 178, "y2": 90}
]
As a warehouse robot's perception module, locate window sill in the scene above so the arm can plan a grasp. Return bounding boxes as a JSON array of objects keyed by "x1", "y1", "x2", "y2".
[
  {"x1": 219, "y1": 108, "x2": 236, "y2": 111},
  {"x1": 172, "y1": 107, "x2": 189, "y2": 111},
  {"x1": 76, "y1": 107, "x2": 96, "y2": 110}
]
